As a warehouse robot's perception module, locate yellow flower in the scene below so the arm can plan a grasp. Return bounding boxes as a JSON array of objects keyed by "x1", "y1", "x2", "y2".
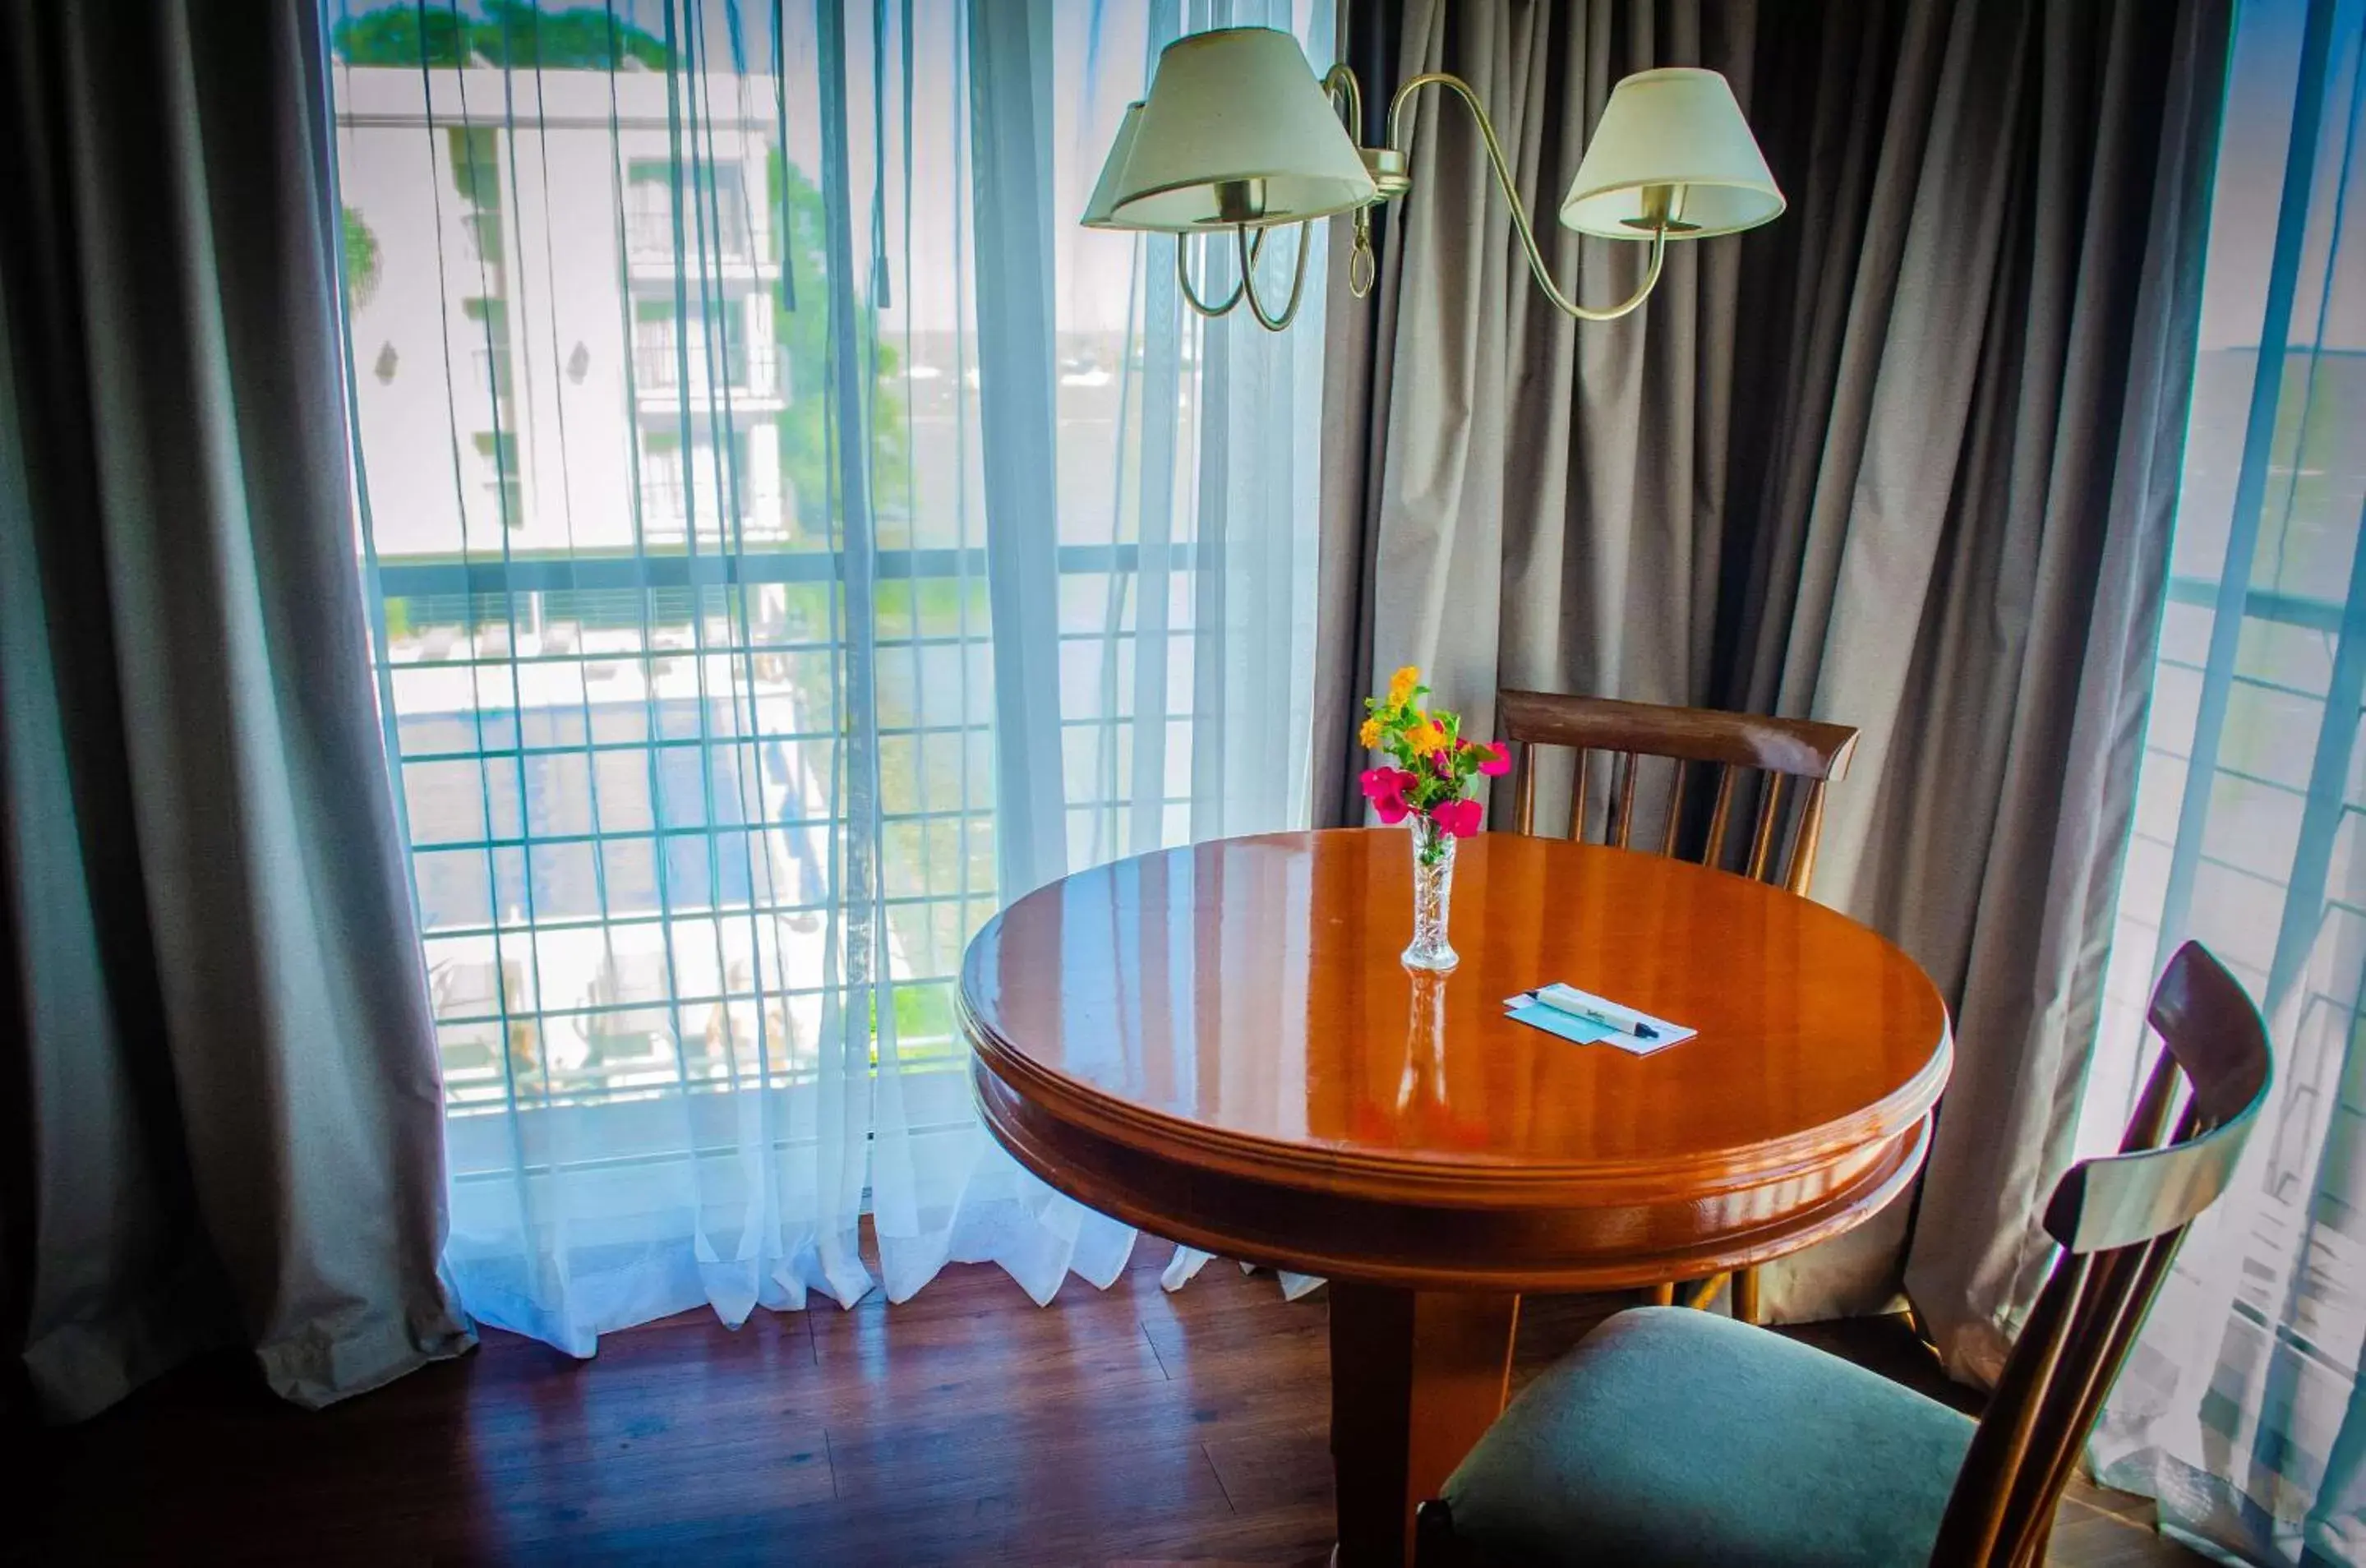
[
  {"x1": 1358, "y1": 716, "x2": 1385, "y2": 749},
  {"x1": 1404, "y1": 717, "x2": 1445, "y2": 756},
  {"x1": 1387, "y1": 665, "x2": 1421, "y2": 707}
]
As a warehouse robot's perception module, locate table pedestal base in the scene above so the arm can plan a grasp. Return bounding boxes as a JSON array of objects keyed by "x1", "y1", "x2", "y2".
[{"x1": 1328, "y1": 1283, "x2": 1521, "y2": 1568}]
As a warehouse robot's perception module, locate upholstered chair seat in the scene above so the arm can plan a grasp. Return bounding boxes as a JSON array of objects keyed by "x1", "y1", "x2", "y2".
[{"x1": 1434, "y1": 1307, "x2": 1973, "y2": 1567}]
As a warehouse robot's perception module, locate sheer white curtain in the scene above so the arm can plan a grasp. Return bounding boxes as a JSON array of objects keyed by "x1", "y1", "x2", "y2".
[
  {"x1": 327, "y1": 0, "x2": 1325, "y2": 1354},
  {"x1": 1045, "y1": 0, "x2": 1334, "y2": 1303},
  {"x1": 2076, "y1": 0, "x2": 2366, "y2": 1560},
  {"x1": 915, "y1": 0, "x2": 1331, "y2": 1304}
]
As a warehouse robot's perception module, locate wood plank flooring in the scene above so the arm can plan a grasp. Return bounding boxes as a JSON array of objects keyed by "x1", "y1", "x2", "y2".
[{"x1": 15, "y1": 1244, "x2": 2206, "y2": 1566}]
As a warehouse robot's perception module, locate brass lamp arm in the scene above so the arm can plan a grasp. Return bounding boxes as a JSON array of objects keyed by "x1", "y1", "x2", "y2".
[
  {"x1": 1238, "y1": 219, "x2": 1314, "y2": 330},
  {"x1": 1379, "y1": 70, "x2": 1667, "y2": 322},
  {"x1": 1179, "y1": 224, "x2": 1265, "y2": 316},
  {"x1": 1175, "y1": 222, "x2": 1314, "y2": 331},
  {"x1": 1323, "y1": 62, "x2": 1363, "y2": 141},
  {"x1": 1323, "y1": 64, "x2": 1380, "y2": 297}
]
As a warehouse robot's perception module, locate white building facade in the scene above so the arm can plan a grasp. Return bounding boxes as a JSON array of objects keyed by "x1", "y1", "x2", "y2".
[{"x1": 337, "y1": 67, "x2": 791, "y2": 565}]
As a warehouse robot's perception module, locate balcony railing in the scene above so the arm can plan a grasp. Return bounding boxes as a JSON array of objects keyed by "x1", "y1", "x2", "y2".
[
  {"x1": 634, "y1": 489, "x2": 792, "y2": 544},
  {"x1": 632, "y1": 343, "x2": 780, "y2": 399},
  {"x1": 625, "y1": 207, "x2": 771, "y2": 268},
  {"x1": 367, "y1": 542, "x2": 1202, "y2": 1114}
]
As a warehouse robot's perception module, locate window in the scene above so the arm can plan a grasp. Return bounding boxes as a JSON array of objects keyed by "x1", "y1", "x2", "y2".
[
  {"x1": 632, "y1": 297, "x2": 756, "y2": 392},
  {"x1": 626, "y1": 158, "x2": 756, "y2": 263},
  {"x1": 327, "y1": 0, "x2": 1330, "y2": 1335},
  {"x1": 460, "y1": 210, "x2": 503, "y2": 268},
  {"x1": 333, "y1": 0, "x2": 1317, "y2": 1182},
  {"x1": 462, "y1": 296, "x2": 513, "y2": 402},
  {"x1": 342, "y1": 66, "x2": 1005, "y2": 1114},
  {"x1": 635, "y1": 427, "x2": 763, "y2": 542},
  {"x1": 2081, "y1": 11, "x2": 2366, "y2": 1160},
  {"x1": 468, "y1": 430, "x2": 521, "y2": 529},
  {"x1": 2076, "y1": 6, "x2": 2366, "y2": 1541}
]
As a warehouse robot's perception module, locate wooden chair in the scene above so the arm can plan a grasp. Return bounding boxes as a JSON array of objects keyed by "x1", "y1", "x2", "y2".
[
  {"x1": 1497, "y1": 689, "x2": 1861, "y2": 1320},
  {"x1": 1414, "y1": 941, "x2": 2273, "y2": 1568}
]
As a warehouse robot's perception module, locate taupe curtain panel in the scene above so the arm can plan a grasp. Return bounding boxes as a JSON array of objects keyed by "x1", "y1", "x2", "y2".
[
  {"x1": 0, "y1": 3, "x2": 470, "y2": 1420},
  {"x1": 1317, "y1": 0, "x2": 2229, "y2": 1381}
]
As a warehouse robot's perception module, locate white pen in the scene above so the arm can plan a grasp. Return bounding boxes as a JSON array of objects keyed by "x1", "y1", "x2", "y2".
[{"x1": 1532, "y1": 984, "x2": 1660, "y2": 1040}]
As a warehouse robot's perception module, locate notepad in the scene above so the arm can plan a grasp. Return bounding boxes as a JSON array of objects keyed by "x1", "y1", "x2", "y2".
[{"x1": 1503, "y1": 985, "x2": 1697, "y2": 1056}]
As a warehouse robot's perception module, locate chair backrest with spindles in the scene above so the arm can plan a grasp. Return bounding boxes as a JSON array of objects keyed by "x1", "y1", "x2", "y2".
[
  {"x1": 1928, "y1": 942, "x2": 2271, "y2": 1568},
  {"x1": 1496, "y1": 689, "x2": 1861, "y2": 895}
]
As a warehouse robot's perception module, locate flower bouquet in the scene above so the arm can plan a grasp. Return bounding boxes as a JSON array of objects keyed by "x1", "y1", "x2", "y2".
[{"x1": 1358, "y1": 666, "x2": 1509, "y2": 971}]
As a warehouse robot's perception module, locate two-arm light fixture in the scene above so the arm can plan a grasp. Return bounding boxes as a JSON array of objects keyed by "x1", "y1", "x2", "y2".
[{"x1": 1082, "y1": 27, "x2": 1786, "y2": 331}]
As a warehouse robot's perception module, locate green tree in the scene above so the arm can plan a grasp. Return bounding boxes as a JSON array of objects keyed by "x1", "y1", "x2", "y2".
[
  {"x1": 342, "y1": 206, "x2": 381, "y2": 307},
  {"x1": 330, "y1": 2, "x2": 671, "y2": 69},
  {"x1": 332, "y1": 3, "x2": 469, "y2": 65},
  {"x1": 471, "y1": 1, "x2": 672, "y2": 68},
  {"x1": 769, "y1": 154, "x2": 906, "y2": 539}
]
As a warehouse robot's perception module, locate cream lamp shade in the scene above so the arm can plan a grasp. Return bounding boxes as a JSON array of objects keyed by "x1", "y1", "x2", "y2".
[
  {"x1": 1105, "y1": 27, "x2": 1376, "y2": 233},
  {"x1": 1082, "y1": 102, "x2": 1146, "y2": 228},
  {"x1": 1559, "y1": 67, "x2": 1784, "y2": 240}
]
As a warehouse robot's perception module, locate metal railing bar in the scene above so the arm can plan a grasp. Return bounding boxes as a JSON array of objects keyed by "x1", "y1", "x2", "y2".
[{"x1": 374, "y1": 540, "x2": 1211, "y2": 597}]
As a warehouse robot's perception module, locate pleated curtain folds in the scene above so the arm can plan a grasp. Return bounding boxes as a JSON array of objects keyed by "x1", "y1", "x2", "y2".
[
  {"x1": 2087, "y1": 0, "x2": 2366, "y2": 1556},
  {"x1": 1317, "y1": 0, "x2": 2230, "y2": 1377},
  {"x1": 320, "y1": 0, "x2": 1328, "y2": 1356},
  {"x1": 0, "y1": 2, "x2": 473, "y2": 1420}
]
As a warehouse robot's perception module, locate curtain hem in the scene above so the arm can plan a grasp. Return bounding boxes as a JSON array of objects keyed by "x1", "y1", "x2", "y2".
[
  {"x1": 256, "y1": 1310, "x2": 478, "y2": 1413},
  {"x1": 22, "y1": 1269, "x2": 236, "y2": 1424}
]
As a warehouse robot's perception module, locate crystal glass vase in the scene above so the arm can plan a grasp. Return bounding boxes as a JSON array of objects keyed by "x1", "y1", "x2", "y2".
[{"x1": 1402, "y1": 814, "x2": 1459, "y2": 972}]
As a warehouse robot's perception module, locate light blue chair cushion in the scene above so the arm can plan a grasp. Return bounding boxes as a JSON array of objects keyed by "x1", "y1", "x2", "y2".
[{"x1": 1438, "y1": 1307, "x2": 1976, "y2": 1567}]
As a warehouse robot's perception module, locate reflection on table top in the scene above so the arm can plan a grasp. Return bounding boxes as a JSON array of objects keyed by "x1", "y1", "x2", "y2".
[{"x1": 962, "y1": 829, "x2": 1951, "y2": 1179}]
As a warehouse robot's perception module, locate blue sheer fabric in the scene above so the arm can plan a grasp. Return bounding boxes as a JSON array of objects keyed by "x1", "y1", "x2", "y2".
[
  {"x1": 325, "y1": 0, "x2": 1327, "y2": 1354},
  {"x1": 2085, "y1": 1, "x2": 2366, "y2": 1560}
]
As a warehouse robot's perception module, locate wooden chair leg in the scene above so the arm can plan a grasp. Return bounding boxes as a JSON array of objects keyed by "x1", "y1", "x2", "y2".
[
  {"x1": 1734, "y1": 1266, "x2": 1763, "y2": 1326},
  {"x1": 2010, "y1": 1508, "x2": 2058, "y2": 1568},
  {"x1": 1681, "y1": 1274, "x2": 1727, "y2": 1312},
  {"x1": 1645, "y1": 1282, "x2": 1675, "y2": 1307}
]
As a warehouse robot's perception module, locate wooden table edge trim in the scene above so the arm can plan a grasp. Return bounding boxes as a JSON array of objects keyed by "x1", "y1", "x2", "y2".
[
  {"x1": 962, "y1": 987, "x2": 1954, "y2": 1209},
  {"x1": 972, "y1": 1054, "x2": 1940, "y2": 1293}
]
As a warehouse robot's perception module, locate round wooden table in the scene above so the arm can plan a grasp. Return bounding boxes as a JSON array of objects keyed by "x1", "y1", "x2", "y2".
[{"x1": 960, "y1": 828, "x2": 1951, "y2": 1566}]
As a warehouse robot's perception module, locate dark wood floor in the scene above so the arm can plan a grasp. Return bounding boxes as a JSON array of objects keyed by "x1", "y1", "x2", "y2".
[{"x1": 16, "y1": 1243, "x2": 2203, "y2": 1566}]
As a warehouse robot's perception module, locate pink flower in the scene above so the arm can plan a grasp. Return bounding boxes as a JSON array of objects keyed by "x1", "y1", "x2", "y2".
[
  {"x1": 1474, "y1": 740, "x2": 1511, "y2": 777},
  {"x1": 1360, "y1": 766, "x2": 1418, "y2": 825},
  {"x1": 1430, "y1": 797, "x2": 1483, "y2": 837}
]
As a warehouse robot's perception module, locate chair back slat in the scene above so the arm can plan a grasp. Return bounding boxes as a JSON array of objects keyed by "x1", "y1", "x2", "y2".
[
  {"x1": 1785, "y1": 779, "x2": 1829, "y2": 895},
  {"x1": 1611, "y1": 753, "x2": 1639, "y2": 849},
  {"x1": 2001, "y1": 1224, "x2": 2184, "y2": 1566},
  {"x1": 1744, "y1": 774, "x2": 1784, "y2": 881},
  {"x1": 2119, "y1": 1043, "x2": 2183, "y2": 1155},
  {"x1": 1704, "y1": 764, "x2": 1738, "y2": 864},
  {"x1": 1938, "y1": 1248, "x2": 2092, "y2": 1567},
  {"x1": 1659, "y1": 760, "x2": 1689, "y2": 855},
  {"x1": 1928, "y1": 943, "x2": 2271, "y2": 1568},
  {"x1": 1496, "y1": 690, "x2": 1858, "y2": 892}
]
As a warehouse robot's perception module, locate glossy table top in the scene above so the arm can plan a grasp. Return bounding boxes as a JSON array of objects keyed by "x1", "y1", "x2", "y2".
[{"x1": 962, "y1": 829, "x2": 1951, "y2": 1197}]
